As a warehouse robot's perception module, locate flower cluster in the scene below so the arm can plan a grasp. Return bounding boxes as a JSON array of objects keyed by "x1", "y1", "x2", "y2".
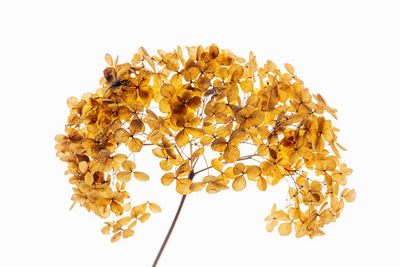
[{"x1": 55, "y1": 44, "x2": 355, "y2": 241}]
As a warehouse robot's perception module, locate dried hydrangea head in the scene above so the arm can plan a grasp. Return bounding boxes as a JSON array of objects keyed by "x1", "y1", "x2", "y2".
[{"x1": 55, "y1": 44, "x2": 355, "y2": 242}]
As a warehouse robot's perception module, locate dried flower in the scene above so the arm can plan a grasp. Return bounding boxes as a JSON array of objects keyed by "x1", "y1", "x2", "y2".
[{"x1": 55, "y1": 44, "x2": 355, "y2": 243}]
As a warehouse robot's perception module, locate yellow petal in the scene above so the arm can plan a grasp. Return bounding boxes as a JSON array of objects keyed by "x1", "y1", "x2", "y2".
[
  {"x1": 193, "y1": 77, "x2": 211, "y2": 91},
  {"x1": 203, "y1": 175, "x2": 219, "y2": 183},
  {"x1": 133, "y1": 171, "x2": 149, "y2": 181},
  {"x1": 190, "y1": 182, "x2": 207, "y2": 192},
  {"x1": 191, "y1": 147, "x2": 205, "y2": 162},
  {"x1": 223, "y1": 144, "x2": 240, "y2": 163},
  {"x1": 229, "y1": 129, "x2": 247, "y2": 144},
  {"x1": 122, "y1": 160, "x2": 136, "y2": 172},
  {"x1": 232, "y1": 175, "x2": 246, "y2": 191},
  {"x1": 175, "y1": 129, "x2": 189, "y2": 147},
  {"x1": 257, "y1": 177, "x2": 267, "y2": 191},
  {"x1": 131, "y1": 203, "x2": 147, "y2": 218},
  {"x1": 84, "y1": 172, "x2": 94, "y2": 185},
  {"x1": 149, "y1": 203, "x2": 162, "y2": 213},
  {"x1": 78, "y1": 161, "x2": 88, "y2": 173},
  {"x1": 138, "y1": 212, "x2": 151, "y2": 223},
  {"x1": 117, "y1": 216, "x2": 132, "y2": 226},
  {"x1": 276, "y1": 210, "x2": 290, "y2": 221},
  {"x1": 257, "y1": 144, "x2": 269, "y2": 156},
  {"x1": 187, "y1": 127, "x2": 204, "y2": 138},
  {"x1": 344, "y1": 189, "x2": 356, "y2": 202},
  {"x1": 128, "y1": 220, "x2": 137, "y2": 229},
  {"x1": 110, "y1": 201, "x2": 123, "y2": 216},
  {"x1": 122, "y1": 229, "x2": 135, "y2": 238},
  {"x1": 101, "y1": 225, "x2": 110, "y2": 235},
  {"x1": 129, "y1": 119, "x2": 145, "y2": 135},
  {"x1": 245, "y1": 165, "x2": 261, "y2": 179},
  {"x1": 175, "y1": 161, "x2": 190, "y2": 177},
  {"x1": 113, "y1": 154, "x2": 128, "y2": 167},
  {"x1": 117, "y1": 171, "x2": 131, "y2": 183},
  {"x1": 233, "y1": 163, "x2": 245, "y2": 175},
  {"x1": 111, "y1": 232, "x2": 121, "y2": 242},
  {"x1": 200, "y1": 135, "x2": 213, "y2": 146},
  {"x1": 105, "y1": 53, "x2": 113, "y2": 66},
  {"x1": 176, "y1": 178, "x2": 192, "y2": 195},
  {"x1": 161, "y1": 172, "x2": 175, "y2": 186},
  {"x1": 246, "y1": 110, "x2": 265, "y2": 128},
  {"x1": 284, "y1": 63, "x2": 294, "y2": 75},
  {"x1": 160, "y1": 84, "x2": 176, "y2": 98},
  {"x1": 310, "y1": 181, "x2": 322, "y2": 192},
  {"x1": 205, "y1": 183, "x2": 221, "y2": 194},
  {"x1": 128, "y1": 137, "x2": 143, "y2": 152},
  {"x1": 239, "y1": 79, "x2": 254, "y2": 93},
  {"x1": 211, "y1": 158, "x2": 223, "y2": 172},
  {"x1": 160, "y1": 160, "x2": 173, "y2": 171},
  {"x1": 114, "y1": 128, "x2": 130, "y2": 143},
  {"x1": 278, "y1": 222, "x2": 292, "y2": 236},
  {"x1": 266, "y1": 220, "x2": 277, "y2": 232},
  {"x1": 67, "y1": 96, "x2": 79, "y2": 108},
  {"x1": 211, "y1": 137, "x2": 227, "y2": 152}
]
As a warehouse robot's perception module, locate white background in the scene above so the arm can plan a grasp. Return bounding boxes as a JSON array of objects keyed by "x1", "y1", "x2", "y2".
[{"x1": 1, "y1": 0, "x2": 399, "y2": 266}]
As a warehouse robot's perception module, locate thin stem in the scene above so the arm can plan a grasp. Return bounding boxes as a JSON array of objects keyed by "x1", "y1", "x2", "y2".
[
  {"x1": 152, "y1": 195, "x2": 187, "y2": 267},
  {"x1": 193, "y1": 165, "x2": 212, "y2": 175},
  {"x1": 173, "y1": 143, "x2": 184, "y2": 160},
  {"x1": 238, "y1": 154, "x2": 258, "y2": 160},
  {"x1": 152, "y1": 170, "x2": 194, "y2": 267}
]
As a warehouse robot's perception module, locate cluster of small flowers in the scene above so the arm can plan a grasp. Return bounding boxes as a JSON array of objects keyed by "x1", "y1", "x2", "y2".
[{"x1": 55, "y1": 44, "x2": 355, "y2": 241}]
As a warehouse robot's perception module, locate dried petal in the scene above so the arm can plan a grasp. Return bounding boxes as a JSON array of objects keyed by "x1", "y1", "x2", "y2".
[
  {"x1": 133, "y1": 171, "x2": 149, "y2": 181},
  {"x1": 232, "y1": 175, "x2": 246, "y2": 191},
  {"x1": 149, "y1": 203, "x2": 162, "y2": 213}
]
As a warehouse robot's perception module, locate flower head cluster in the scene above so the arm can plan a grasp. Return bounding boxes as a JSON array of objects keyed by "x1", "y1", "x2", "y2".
[{"x1": 55, "y1": 44, "x2": 355, "y2": 241}]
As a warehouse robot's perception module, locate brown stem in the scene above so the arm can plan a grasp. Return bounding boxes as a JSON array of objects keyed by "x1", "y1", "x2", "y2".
[
  {"x1": 152, "y1": 170, "x2": 194, "y2": 267},
  {"x1": 152, "y1": 195, "x2": 186, "y2": 267},
  {"x1": 193, "y1": 165, "x2": 212, "y2": 175}
]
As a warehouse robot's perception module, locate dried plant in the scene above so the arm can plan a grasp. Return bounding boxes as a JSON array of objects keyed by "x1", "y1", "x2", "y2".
[{"x1": 55, "y1": 44, "x2": 355, "y2": 265}]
